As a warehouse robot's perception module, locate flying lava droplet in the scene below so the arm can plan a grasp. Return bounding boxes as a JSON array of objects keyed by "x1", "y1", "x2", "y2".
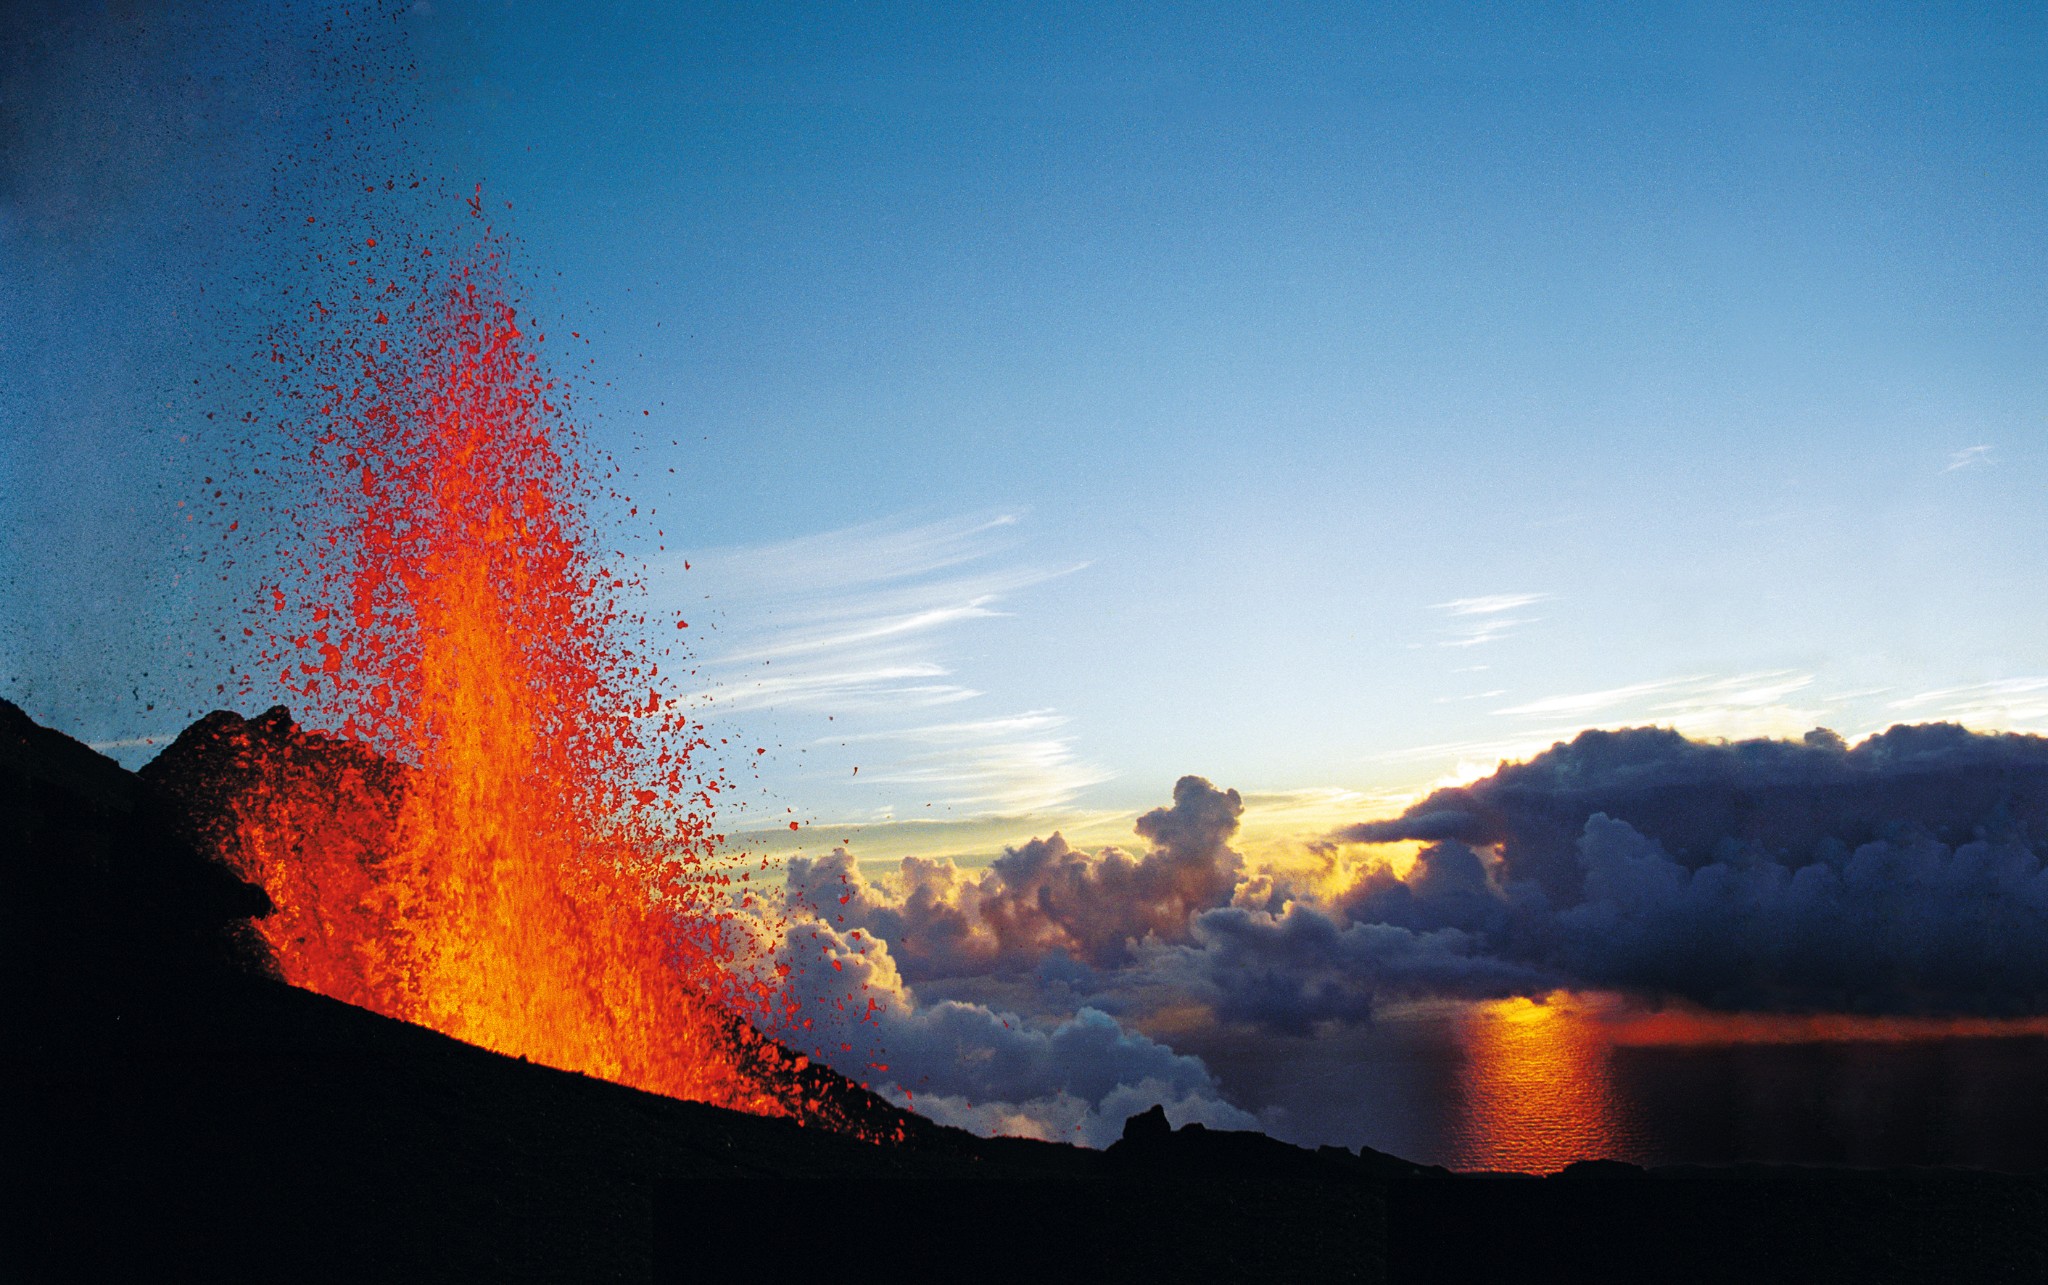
[{"x1": 189, "y1": 234, "x2": 889, "y2": 1138}]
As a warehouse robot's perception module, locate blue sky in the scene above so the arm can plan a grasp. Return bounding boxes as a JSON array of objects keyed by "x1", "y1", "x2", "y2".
[{"x1": 5, "y1": 0, "x2": 2045, "y2": 860}]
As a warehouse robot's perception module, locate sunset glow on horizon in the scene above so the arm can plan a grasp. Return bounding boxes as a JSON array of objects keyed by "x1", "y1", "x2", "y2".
[{"x1": 1450, "y1": 996, "x2": 1638, "y2": 1173}]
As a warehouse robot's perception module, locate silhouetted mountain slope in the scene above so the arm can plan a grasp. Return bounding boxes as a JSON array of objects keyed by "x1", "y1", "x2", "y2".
[
  {"x1": 136, "y1": 702, "x2": 930, "y2": 1142},
  {"x1": 3, "y1": 702, "x2": 1387, "y2": 1281},
  {"x1": 8, "y1": 700, "x2": 2048, "y2": 1283}
]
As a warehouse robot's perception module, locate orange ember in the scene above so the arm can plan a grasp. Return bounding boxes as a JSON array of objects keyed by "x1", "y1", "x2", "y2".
[{"x1": 182, "y1": 246, "x2": 882, "y2": 1132}]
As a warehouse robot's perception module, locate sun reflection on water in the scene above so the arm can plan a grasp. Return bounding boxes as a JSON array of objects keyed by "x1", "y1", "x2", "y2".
[{"x1": 1446, "y1": 994, "x2": 1643, "y2": 1173}]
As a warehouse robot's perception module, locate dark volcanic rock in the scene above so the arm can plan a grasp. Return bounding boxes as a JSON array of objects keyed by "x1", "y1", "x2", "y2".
[
  {"x1": 7, "y1": 704, "x2": 1387, "y2": 1281},
  {"x1": 1, "y1": 699, "x2": 271, "y2": 1039},
  {"x1": 1111, "y1": 1103, "x2": 1445, "y2": 1184},
  {"x1": 137, "y1": 703, "x2": 406, "y2": 869},
  {"x1": 135, "y1": 703, "x2": 943, "y2": 1144},
  {"x1": 5, "y1": 703, "x2": 999, "y2": 1278},
  {"x1": 12, "y1": 701, "x2": 2048, "y2": 1283},
  {"x1": 1120, "y1": 1101, "x2": 1172, "y2": 1146}
]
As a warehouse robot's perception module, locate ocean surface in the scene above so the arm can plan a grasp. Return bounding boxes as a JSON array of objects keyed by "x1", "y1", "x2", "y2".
[{"x1": 1177, "y1": 998, "x2": 2048, "y2": 1173}]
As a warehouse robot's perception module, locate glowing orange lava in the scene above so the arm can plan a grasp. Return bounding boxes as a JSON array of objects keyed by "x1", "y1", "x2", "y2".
[{"x1": 184, "y1": 243, "x2": 883, "y2": 1132}]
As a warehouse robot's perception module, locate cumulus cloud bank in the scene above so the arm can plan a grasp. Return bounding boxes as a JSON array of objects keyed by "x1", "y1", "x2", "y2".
[
  {"x1": 776, "y1": 907, "x2": 1255, "y2": 1147},
  {"x1": 786, "y1": 775, "x2": 1245, "y2": 979},
  {"x1": 1327, "y1": 723, "x2": 2048, "y2": 1014},
  {"x1": 775, "y1": 779, "x2": 1258, "y2": 1144},
  {"x1": 775, "y1": 725, "x2": 2048, "y2": 1145}
]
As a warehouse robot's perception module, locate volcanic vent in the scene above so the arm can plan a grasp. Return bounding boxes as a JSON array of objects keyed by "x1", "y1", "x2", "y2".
[{"x1": 158, "y1": 245, "x2": 896, "y2": 1136}]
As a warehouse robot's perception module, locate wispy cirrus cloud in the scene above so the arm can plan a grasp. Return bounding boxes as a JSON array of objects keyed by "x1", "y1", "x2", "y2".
[
  {"x1": 678, "y1": 663, "x2": 975, "y2": 715},
  {"x1": 1492, "y1": 676, "x2": 1702, "y2": 718},
  {"x1": 825, "y1": 710, "x2": 1110, "y2": 815},
  {"x1": 1433, "y1": 689, "x2": 1507, "y2": 704},
  {"x1": 720, "y1": 600, "x2": 1010, "y2": 665},
  {"x1": 1648, "y1": 671, "x2": 1817, "y2": 720},
  {"x1": 1360, "y1": 670, "x2": 1833, "y2": 791},
  {"x1": 1426, "y1": 592, "x2": 1552, "y2": 649},
  {"x1": 1494, "y1": 670, "x2": 1821, "y2": 739},
  {"x1": 1432, "y1": 593, "x2": 1551, "y2": 617},
  {"x1": 1375, "y1": 669, "x2": 2048, "y2": 797},
  {"x1": 1943, "y1": 444, "x2": 1993, "y2": 472},
  {"x1": 1889, "y1": 677, "x2": 2048, "y2": 732},
  {"x1": 672, "y1": 512, "x2": 1077, "y2": 715},
  {"x1": 664, "y1": 512, "x2": 1103, "y2": 816}
]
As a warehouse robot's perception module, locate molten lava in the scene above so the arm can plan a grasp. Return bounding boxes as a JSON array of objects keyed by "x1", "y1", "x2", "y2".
[{"x1": 168, "y1": 245, "x2": 882, "y2": 1132}]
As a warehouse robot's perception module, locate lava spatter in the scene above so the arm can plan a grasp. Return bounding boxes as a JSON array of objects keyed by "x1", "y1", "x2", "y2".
[{"x1": 171, "y1": 241, "x2": 889, "y2": 1135}]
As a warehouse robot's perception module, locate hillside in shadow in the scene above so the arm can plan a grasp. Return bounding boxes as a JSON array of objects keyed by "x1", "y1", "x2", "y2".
[{"x1": 7, "y1": 699, "x2": 2046, "y2": 1283}]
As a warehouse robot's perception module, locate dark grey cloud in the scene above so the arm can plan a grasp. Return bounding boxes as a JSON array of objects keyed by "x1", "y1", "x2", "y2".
[
  {"x1": 1547, "y1": 813, "x2": 2048, "y2": 1014},
  {"x1": 1337, "y1": 724, "x2": 2048, "y2": 903},
  {"x1": 1322, "y1": 724, "x2": 2048, "y2": 1016},
  {"x1": 1144, "y1": 904, "x2": 1552, "y2": 1036}
]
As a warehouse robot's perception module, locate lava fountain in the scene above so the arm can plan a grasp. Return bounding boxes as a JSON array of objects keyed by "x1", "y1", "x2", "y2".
[{"x1": 158, "y1": 239, "x2": 878, "y2": 1131}]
